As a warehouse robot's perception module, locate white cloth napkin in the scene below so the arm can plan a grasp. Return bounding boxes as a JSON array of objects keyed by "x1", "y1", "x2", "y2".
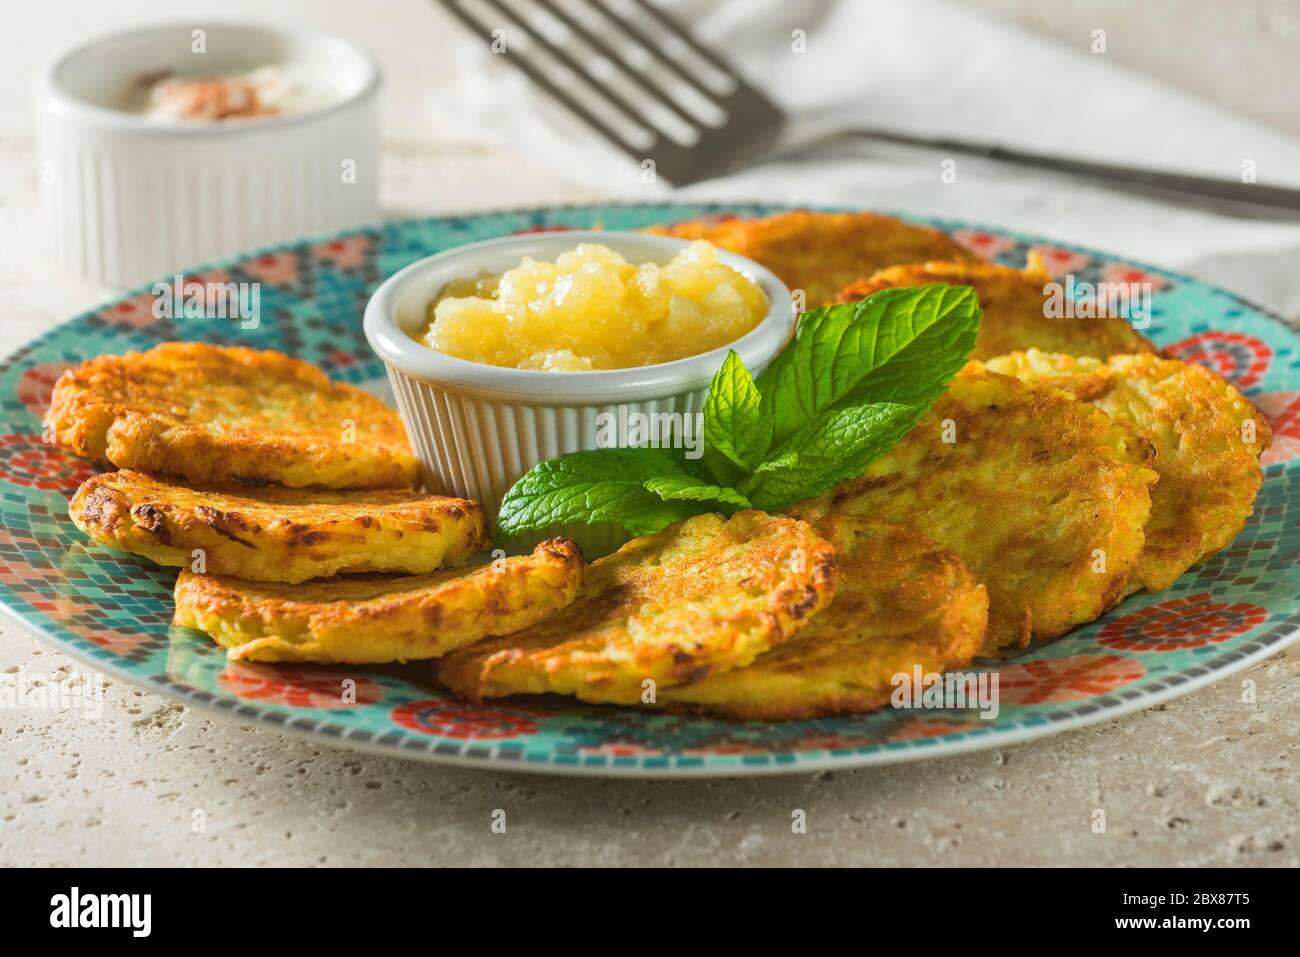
[{"x1": 427, "y1": 0, "x2": 1300, "y2": 317}]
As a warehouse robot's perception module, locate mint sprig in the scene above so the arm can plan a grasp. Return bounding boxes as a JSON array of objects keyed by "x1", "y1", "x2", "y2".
[{"x1": 494, "y1": 283, "x2": 981, "y2": 541}]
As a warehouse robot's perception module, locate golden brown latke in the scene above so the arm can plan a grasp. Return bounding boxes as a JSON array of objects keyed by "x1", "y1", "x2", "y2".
[
  {"x1": 788, "y1": 365, "x2": 1157, "y2": 653},
  {"x1": 45, "y1": 342, "x2": 418, "y2": 488},
  {"x1": 437, "y1": 511, "x2": 838, "y2": 705},
  {"x1": 70, "y1": 469, "x2": 486, "y2": 584},
  {"x1": 660, "y1": 517, "x2": 989, "y2": 720},
  {"x1": 837, "y1": 258, "x2": 1157, "y2": 360},
  {"x1": 645, "y1": 210, "x2": 977, "y2": 307},
  {"x1": 984, "y1": 349, "x2": 1271, "y2": 592},
  {"x1": 173, "y1": 538, "x2": 584, "y2": 664}
]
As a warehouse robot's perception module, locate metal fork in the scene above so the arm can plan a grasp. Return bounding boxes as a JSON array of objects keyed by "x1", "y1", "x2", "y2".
[{"x1": 437, "y1": 0, "x2": 1300, "y2": 215}]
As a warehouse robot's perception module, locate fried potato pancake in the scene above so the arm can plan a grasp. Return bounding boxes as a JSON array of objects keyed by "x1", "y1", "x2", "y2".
[
  {"x1": 984, "y1": 349, "x2": 1272, "y2": 592},
  {"x1": 645, "y1": 210, "x2": 977, "y2": 307},
  {"x1": 660, "y1": 518, "x2": 988, "y2": 720},
  {"x1": 837, "y1": 259, "x2": 1157, "y2": 360},
  {"x1": 173, "y1": 538, "x2": 584, "y2": 664},
  {"x1": 45, "y1": 343, "x2": 419, "y2": 488},
  {"x1": 788, "y1": 366, "x2": 1157, "y2": 653},
  {"x1": 437, "y1": 511, "x2": 838, "y2": 705},
  {"x1": 70, "y1": 469, "x2": 486, "y2": 584}
]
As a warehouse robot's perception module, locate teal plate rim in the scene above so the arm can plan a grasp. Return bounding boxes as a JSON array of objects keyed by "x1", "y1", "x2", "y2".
[{"x1": 1, "y1": 200, "x2": 1297, "y2": 778}]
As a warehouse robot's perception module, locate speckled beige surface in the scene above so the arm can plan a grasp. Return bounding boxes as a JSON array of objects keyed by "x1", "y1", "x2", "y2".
[
  {"x1": 2, "y1": 0, "x2": 1299, "y2": 867},
  {"x1": 3, "y1": 633, "x2": 1296, "y2": 866}
]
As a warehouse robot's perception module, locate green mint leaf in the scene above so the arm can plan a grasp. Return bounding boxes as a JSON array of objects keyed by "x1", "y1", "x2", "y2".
[
  {"x1": 701, "y1": 350, "x2": 771, "y2": 481},
  {"x1": 644, "y1": 474, "x2": 751, "y2": 509},
  {"x1": 757, "y1": 284, "x2": 981, "y2": 447},
  {"x1": 837, "y1": 284, "x2": 981, "y2": 408},
  {"x1": 495, "y1": 447, "x2": 705, "y2": 540},
  {"x1": 740, "y1": 401, "x2": 918, "y2": 511}
]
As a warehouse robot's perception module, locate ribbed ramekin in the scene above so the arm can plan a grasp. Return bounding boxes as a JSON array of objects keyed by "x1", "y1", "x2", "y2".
[
  {"x1": 35, "y1": 22, "x2": 381, "y2": 287},
  {"x1": 364, "y1": 231, "x2": 795, "y2": 556}
]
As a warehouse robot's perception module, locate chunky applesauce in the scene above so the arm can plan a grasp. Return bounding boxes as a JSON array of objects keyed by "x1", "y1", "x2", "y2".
[{"x1": 415, "y1": 242, "x2": 768, "y2": 372}]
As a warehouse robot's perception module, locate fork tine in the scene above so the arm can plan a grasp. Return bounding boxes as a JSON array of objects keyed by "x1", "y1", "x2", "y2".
[
  {"x1": 441, "y1": 0, "x2": 647, "y2": 153},
  {"x1": 532, "y1": 0, "x2": 703, "y2": 129},
  {"x1": 592, "y1": 0, "x2": 725, "y2": 101},
  {"x1": 438, "y1": 0, "x2": 787, "y2": 185},
  {"x1": 473, "y1": 0, "x2": 675, "y2": 147},
  {"x1": 623, "y1": 0, "x2": 740, "y2": 84}
]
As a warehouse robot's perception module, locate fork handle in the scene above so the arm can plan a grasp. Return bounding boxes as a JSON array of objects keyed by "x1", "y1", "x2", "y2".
[{"x1": 836, "y1": 127, "x2": 1300, "y2": 213}]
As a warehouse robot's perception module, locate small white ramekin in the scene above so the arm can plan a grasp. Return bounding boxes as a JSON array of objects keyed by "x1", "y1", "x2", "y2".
[
  {"x1": 364, "y1": 231, "x2": 795, "y2": 555},
  {"x1": 35, "y1": 21, "x2": 381, "y2": 287}
]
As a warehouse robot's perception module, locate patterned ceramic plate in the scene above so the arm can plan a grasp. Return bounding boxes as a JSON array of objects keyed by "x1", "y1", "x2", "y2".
[{"x1": 2, "y1": 203, "x2": 1297, "y2": 777}]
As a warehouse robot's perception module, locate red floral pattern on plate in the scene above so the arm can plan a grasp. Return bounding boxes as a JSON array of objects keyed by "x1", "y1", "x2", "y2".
[
  {"x1": 1030, "y1": 245, "x2": 1091, "y2": 277},
  {"x1": 218, "y1": 662, "x2": 384, "y2": 709},
  {"x1": 240, "y1": 252, "x2": 300, "y2": 286},
  {"x1": 1098, "y1": 594, "x2": 1267, "y2": 652},
  {"x1": 0, "y1": 435, "x2": 95, "y2": 492},
  {"x1": 319, "y1": 350, "x2": 357, "y2": 372},
  {"x1": 154, "y1": 269, "x2": 235, "y2": 306},
  {"x1": 312, "y1": 235, "x2": 373, "y2": 270},
  {"x1": 995, "y1": 655, "x2": 1145, "y2": 705},
  {"x1": 579, "y1": 743, "x2": 664, "y2": 757},
  {"x1": 683, "y1": 741, "x2": 770, "y2": 756},
  {"x1": 1254, "y1": 391, "x2": 1300, "y2": 467},
  {"x1": 16, "y1": 362, "x2": 77, "y2": 419},
  {"x1": 390, "y1": 699, "x2": 539, "y2": 738},
  {"x1": 69, "y1": 625, "x2": 158, "y2": 657},
  {"x1": 94, "y1": 270, "x2": 235, "y2": 328},
  {"x1": 1100, "y1": 262, "x2": 1171, "y2": 292},
  {"x1": 95, "y1": 293, "x2": 160, "y2": 330},
  {"x1": 951, "y1": 229, "x2": 1017, "y2": 260},
  {"x1": 1165, "y1": 331, "x2": 1272, "y2": 388},
  {"x1": 886, "y1": 718, "x2": 985, "y2": 741},
  {"x1": 0, "y1": 534, "x2": 67, "y2": 608}
]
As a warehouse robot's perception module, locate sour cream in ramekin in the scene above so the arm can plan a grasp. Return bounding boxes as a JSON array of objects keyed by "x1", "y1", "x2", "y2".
[{"x1": 35, "y1": 21, "x2": 381, "y2": 286}]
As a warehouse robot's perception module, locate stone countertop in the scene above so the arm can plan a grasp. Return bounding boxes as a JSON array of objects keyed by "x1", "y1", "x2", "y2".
[
  {"x1": 5, "y1": 642, "x2": 1296, "y2": 866},
  {"x1": 1, "y1": 0, "x2": 1297, "y2": 867}
]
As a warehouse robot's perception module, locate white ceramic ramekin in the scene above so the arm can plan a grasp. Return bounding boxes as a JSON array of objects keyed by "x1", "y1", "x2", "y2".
[
  {"x1": 35, "y1": 22, "x2": 381, "y2": 287},
  {"x1": 364, "y1": 231, "x2": 795, "y2": 555}
]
